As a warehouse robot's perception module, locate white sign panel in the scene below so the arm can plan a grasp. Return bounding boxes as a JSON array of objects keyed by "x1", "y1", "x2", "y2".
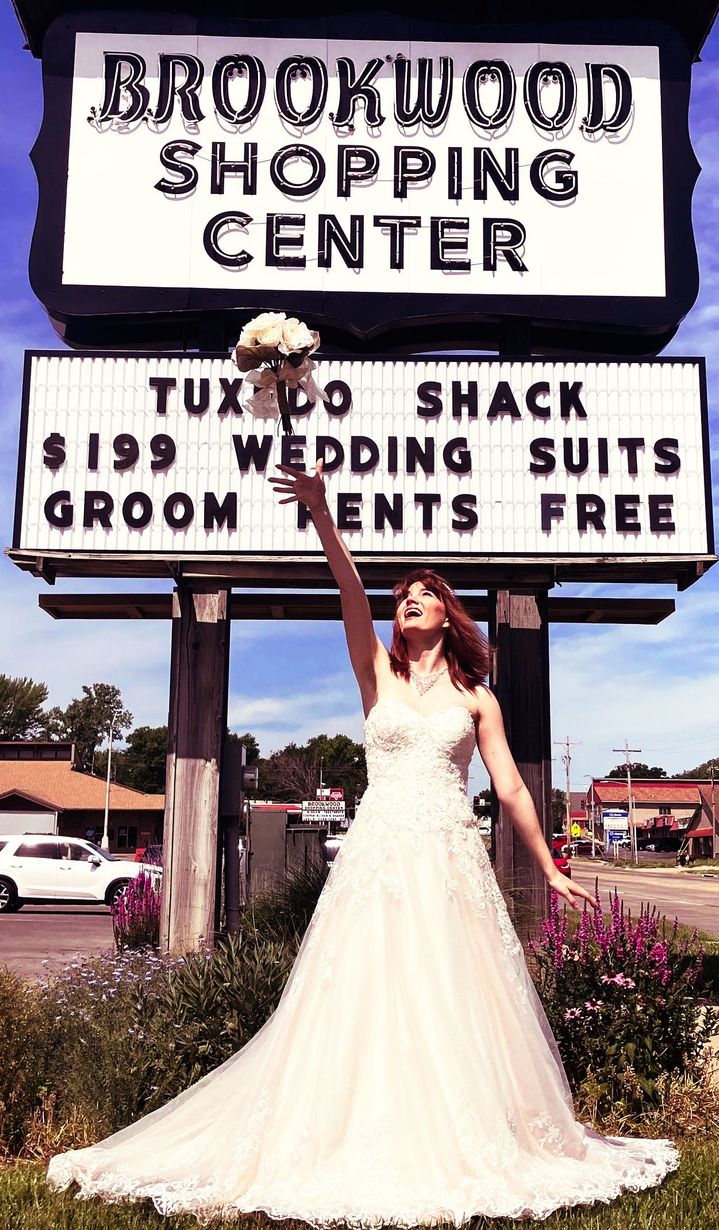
[
  {"x1": 62, "y1": 32, "x2": 664, "y2": 299},
  {"x1": 14, "y1": 353, "x2": 712, "y2": 562},
  {"x1": 302, "y1": 799, "x2": 346, "y2": 823}
]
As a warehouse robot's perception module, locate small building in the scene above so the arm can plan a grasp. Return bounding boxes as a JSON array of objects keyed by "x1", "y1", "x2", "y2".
[
  {"x1": 585, "y1": 777, "x2": 718, "y2": 855},
  {"x1": 681, "y1": 784, "x2": 718, "y2": 860},
  {"x1": 0, "y1": 740, "x2": 164, "y2": 854},
  {"x1": 247, "y1": 803, "x2": 331, "y2": 897}
]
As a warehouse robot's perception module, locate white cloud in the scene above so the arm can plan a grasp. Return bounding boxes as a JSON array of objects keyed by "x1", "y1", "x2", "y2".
[{"x1": 550, "y1": 583, "x2": 719, "y2": 784}]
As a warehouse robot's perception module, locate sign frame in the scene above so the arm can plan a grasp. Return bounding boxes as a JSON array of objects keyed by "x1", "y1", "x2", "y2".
[{"x1": 30, "y1": 12, "x2": 700, "y2": 355}]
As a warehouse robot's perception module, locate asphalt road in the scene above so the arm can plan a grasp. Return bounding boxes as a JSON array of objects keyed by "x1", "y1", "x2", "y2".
[
  {"x1": 0, "y1": 904, "x2": 114, "y2": 982},
  {"x1": 572, "y1": 860, "x2": 719, "y2": 938},
  {"x1": 1, "y1": 864, "x2": 716, "y2": 983}
]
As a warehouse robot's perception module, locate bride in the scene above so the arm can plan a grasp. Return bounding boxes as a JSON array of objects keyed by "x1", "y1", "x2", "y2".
[{"x1": 46, "y1": 458, "x2": 680, "y2": 1225}]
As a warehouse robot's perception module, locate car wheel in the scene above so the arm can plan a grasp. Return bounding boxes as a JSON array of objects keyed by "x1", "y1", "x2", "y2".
[
  {"x1": 0, "y1": 877, "x2": 21, "y2": 913},
  {"x1": 107, "y1": 880, "x2": 130, "y2": 907}
]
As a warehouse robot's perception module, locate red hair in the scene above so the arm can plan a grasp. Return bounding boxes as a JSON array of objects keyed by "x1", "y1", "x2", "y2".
[{"x1": 389, "y1": 569, "x2": 490, "y2": 691}]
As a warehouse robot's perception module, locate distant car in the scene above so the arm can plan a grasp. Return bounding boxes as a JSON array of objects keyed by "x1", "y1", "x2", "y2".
[
  {"x1": 569, "y1": 839, "x2": 600, "y2": 857},
  {"x1": 550, "y1": 837, "x2": 571, "y2": 877},
  {"x1": 0, "y1": 834, "x2": 160, "y2": 912},
  {"x1": 552, "y1": 851, "x2": 572, "y2": 878},
  {"x1": 134, "y1": 843, "x2": 163, "y2": 865}
]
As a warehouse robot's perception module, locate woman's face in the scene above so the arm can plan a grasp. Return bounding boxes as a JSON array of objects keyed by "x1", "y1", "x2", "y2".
[{"x1": 396, "y1": 581, "x2": 449, "y2": 638}]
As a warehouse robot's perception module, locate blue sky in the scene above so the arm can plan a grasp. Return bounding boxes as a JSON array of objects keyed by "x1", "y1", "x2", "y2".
[{"x1": 1, "y1": 11, "x2": 718, "y2": 798}]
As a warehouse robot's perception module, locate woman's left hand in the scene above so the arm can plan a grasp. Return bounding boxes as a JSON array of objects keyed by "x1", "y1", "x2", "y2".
[{"x1": 545, "y1": 870, "x2": 598, "y2": 911}]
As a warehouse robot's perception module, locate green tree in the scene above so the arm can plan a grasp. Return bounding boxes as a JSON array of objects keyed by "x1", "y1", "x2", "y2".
[
  {"x1": 551, "y1": 787, "x2": 568, "y2": 831},
  {"x1": 0, "y1": 674, "x2": 49, "y2": 739},
  {"x1": 226, "y1": 730, "x2": 260, "y2": 765},
  {"x1": 606, "y1": 762, "x2": 667, "y2": 779},
  {"x1": 97, "y1": 725, "x2": 168, "y2": 794},
  {"x1": 676, "y1": 756, "x2": 719, "y2": 779},
  {"x1": 40, "y1": 683, "x2": 132, "y2": 772},
  {"x1": 259, "y1": 733, "x2": 367, "y2": 803},
  {"x1": 97, "y1": 726, "x2": 261, "y2": 793}
]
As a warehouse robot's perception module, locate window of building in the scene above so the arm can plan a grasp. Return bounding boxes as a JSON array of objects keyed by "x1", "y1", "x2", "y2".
[{"x1": 658, "y1": 805, "x2": 671, "y2": 815}]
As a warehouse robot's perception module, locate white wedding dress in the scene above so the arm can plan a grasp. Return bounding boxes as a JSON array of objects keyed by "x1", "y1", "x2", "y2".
[{"x1": 47, "y1": 698, "x2": 680, "y2": 1225}]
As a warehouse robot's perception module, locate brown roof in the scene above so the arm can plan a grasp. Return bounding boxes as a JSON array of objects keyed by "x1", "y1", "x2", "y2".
[
  {"x1": 0, "y1": 761, "x2": 164, "y2": 812},
  {"x1": 592, "y1": 781, "x2": 701, "y2": 805}
]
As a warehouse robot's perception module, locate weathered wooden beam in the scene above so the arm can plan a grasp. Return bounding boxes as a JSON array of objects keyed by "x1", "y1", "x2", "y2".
[
  {"x1": 161, "y1": 584, "x2": 231, "y2": 956},
  {"x1": 37, "y1": 592, "x2": 676, "y2": 625},
  {"x1": 10, "y1": 546, "x2": 713, "y2": 589},
  {"x1": 488, "y1": 589, "x2": 552, "y2": 943}
]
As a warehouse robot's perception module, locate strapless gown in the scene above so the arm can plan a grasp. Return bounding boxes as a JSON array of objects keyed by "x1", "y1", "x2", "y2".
[{"x1": 46, "y1": 698, "x2": 680, "y2": 1225}]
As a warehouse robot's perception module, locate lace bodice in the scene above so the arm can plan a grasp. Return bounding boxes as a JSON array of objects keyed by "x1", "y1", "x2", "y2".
[{"x1": 364, "y1": 697, "x2": 475, "y2": 806}]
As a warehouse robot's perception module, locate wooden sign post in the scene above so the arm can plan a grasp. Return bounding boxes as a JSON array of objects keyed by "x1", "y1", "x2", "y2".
[
  {"x1": 161, "y1": 584, "x2": 231, "y2": 954},
  {"x1": 489, "y1": 589, "x2": 552, "y2": 941}
]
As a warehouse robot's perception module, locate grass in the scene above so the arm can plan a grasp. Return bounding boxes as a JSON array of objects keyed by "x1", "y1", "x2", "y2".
[{"x1": 1, "y1": 1144, "x2": 718, "y2": 1230}]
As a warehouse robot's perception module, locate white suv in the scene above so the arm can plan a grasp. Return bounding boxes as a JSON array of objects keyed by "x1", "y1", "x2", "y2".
[{"x1": 0, "y1": 835, "x2": 160, "y2": 911}]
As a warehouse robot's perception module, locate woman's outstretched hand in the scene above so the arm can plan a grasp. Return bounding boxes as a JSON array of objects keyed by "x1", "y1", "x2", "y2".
[
  {"x1": 545, "y1": 869, "x2": 598, "y2": 912},
  {"x1": 269, "y1": 459, "x2": 326, "y2": 510}
]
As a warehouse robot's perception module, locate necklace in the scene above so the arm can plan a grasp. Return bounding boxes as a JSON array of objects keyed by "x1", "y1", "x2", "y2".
[{"x1": 409, "y1": 666, "x2": 449, "y2": 697}]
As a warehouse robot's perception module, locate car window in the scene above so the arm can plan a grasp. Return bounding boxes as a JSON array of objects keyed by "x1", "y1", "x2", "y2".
[
  {"x1": 61, "y1": 842, "x2": 95, "y2": 862},
  {"x1": 15, "y1": 841, "x2": 60, "y2": 859},
  {"x1": 81, "y1": 840, "x2": 114, "y2": 861},
  {"x1": 0, "y1": 841, "x2": 7, "y2": 854}
]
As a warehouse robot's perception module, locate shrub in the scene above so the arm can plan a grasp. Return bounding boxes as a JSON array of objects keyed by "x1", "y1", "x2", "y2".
[
  {"x1": 128, "y1": 928, "x2": 300, "y2": 1112},
  {"x1": 576, "y1": 1064, "x2": 719, "y2": 1139},
  {"x1": 32, "y1": 860, "x2": 314, "y2": 1144},
  {"x1": 246, "y1": 854, "x2": 328, "y2": 940},
  {"x1": 111, "y1": 870, "x2": 161, "y2": 952},
  {"x1": 39, "y1": 951, "x2": 173, "y2": 1139},
  {"x1": 0, "y1": 967, "x2": 51, "y2": 1154},
  {"x1": 528, "y1": 886, "x2": 719, "y2": 1114}
]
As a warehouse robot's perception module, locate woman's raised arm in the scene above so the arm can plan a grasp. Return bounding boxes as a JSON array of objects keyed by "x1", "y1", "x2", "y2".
[{"x1": 269, "y1": 460, "x2": 388, "y2": 714}]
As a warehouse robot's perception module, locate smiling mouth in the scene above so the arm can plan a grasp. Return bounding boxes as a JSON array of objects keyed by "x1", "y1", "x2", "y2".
[{"x1": 405, "y1": 607, "x2": 421, "y2": 618}]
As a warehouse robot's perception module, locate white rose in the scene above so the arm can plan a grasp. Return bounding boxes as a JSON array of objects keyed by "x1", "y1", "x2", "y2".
[
  {"x1": 239, "y1": 311, "x2": 286, "y2": 348},
  {"x1": 279, "y1": 317, "x2": 315, "y2": 355}
]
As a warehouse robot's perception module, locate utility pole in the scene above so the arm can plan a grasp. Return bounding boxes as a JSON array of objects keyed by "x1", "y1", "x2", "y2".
[
  {"x1": 554, "y1": 736, "x2": 581, "y2": 858},
  {"x1": 101, "y1": 714, "x2": 115, "y2": 851},
  {"x1": 613, "y1": 741, "x2": 641, "y2": 864},
  {"x1": 711, "y1": 763, "x2": 717, "y2": 860}
]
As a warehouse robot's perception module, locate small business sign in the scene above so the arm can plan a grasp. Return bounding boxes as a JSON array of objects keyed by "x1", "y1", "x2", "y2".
[
  {"x1": 302, "y1": 799, "x2": 346, "y2": 823},
  {"x1": 602, "y1": 812, "x2": 629, "y2": 830},
  {"x1": 13, "y1": 352, "x2": 713, "y2": 576},
  {"x1": 30, "y1": 14, "x2": 698, "y2": 351}
]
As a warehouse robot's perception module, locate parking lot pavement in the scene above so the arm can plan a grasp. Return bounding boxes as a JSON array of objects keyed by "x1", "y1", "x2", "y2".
[{"x1": 0, "y1": 904, "x2": 114, "y2": 981}]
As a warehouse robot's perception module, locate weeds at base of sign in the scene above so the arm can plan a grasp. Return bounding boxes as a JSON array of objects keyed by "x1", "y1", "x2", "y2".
[{"x1": 233, "y1": 312, "x2": 328, "y2": 434}]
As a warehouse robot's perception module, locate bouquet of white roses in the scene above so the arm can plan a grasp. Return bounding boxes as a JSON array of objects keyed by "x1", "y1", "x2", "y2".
[{"x1": 233, "y1": 312, "x2": 328, "y2": 434}]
